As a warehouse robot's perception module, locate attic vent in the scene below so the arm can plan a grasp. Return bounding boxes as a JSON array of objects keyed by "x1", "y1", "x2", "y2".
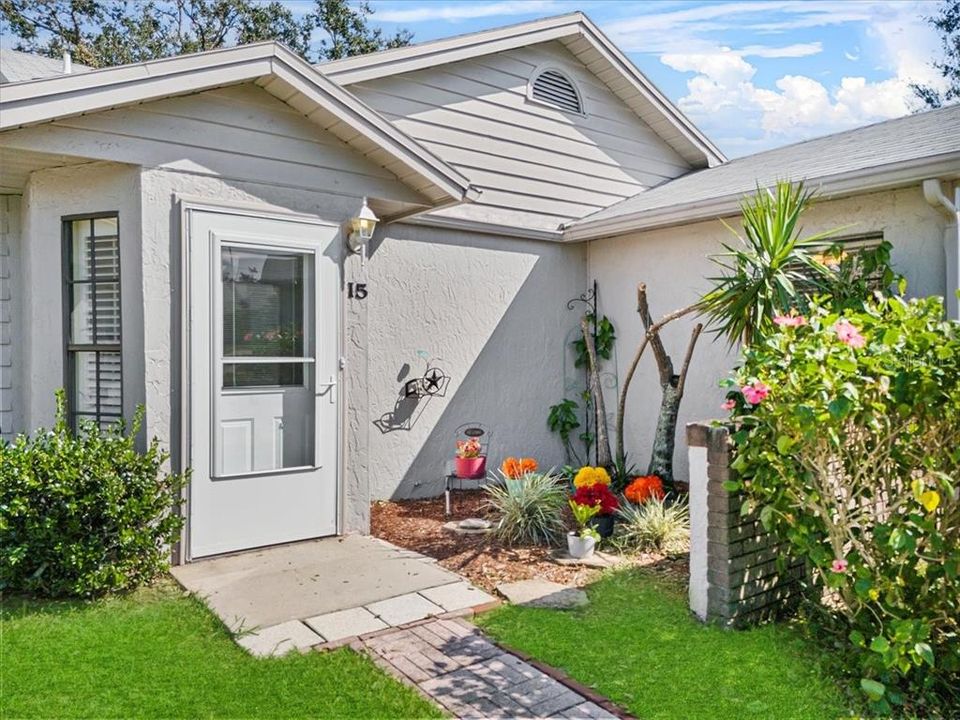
[{"x1": 530, "y1": 69, "x2": 583, "y2": 114}]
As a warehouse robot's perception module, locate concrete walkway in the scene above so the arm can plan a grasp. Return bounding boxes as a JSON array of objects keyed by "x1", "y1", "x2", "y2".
[
  {"x1": 171, "y1": 535, "x2": 497, "y2": 656},
  {"x1": 360, "y1": 618, "x2": 619, "y2": 719}
]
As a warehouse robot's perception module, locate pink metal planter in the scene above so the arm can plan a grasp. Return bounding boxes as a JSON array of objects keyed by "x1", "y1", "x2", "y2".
[{"x1": 454, "y1": 455, "x2": 486, "y2": 479}]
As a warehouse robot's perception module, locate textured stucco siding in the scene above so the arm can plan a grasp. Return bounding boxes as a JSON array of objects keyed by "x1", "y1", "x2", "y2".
[
  {"x1": 0, "y1": 196, "x2": 20, "y2": 439},
  {"x1": 588, "y1": 185, "x2": 952, "y2": 483},
  {"x1": 19, "y1": 162, "x2": 144, "y2": 432},
  {"x1": 367, "y1": 223, "x2": 587, "y2": 499}
]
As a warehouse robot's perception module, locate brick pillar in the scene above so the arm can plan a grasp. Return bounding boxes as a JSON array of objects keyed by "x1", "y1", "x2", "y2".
[{"x1": 686, "y1": 422, "x2": 806, "y2": 627}]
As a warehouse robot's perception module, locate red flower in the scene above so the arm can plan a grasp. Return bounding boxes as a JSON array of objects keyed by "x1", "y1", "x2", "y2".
[
  {"x1": 625, "y1": 475, "x2": 665, "y2": 504},
  {"x1": 571, "y1": 483, "x2": 619, "y2": 515}
]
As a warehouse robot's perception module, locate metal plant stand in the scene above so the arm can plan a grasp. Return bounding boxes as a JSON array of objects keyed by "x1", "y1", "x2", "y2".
[{"x1": 445, "y1": 422, "x2": 491, "y2": 516}]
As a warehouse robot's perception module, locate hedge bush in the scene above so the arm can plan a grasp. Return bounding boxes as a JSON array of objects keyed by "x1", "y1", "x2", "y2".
[
  {"x1": 1, "y1": 392, "x2": 188, "y2": 597},
  {"x1": 724, "y1": 295, "x2": 960, "y2": 716}
]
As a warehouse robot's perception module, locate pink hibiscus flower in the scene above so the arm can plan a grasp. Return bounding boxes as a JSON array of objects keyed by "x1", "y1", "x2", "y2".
[
  {"x1": 773, "y1": 314, "x2": 806, "y2": 327},
  {"x1": 834, "y1": 319, "x2": 866, "y2": 348},
  {"x1": 741, "y1": 381, "x2": 770, "y2": 405},
  {"x1": 721, "y1": 398, "x2": 737, "y2": 411},
  {"x1": 831, "y1": 558, "x2": 848, "y2": 573}
]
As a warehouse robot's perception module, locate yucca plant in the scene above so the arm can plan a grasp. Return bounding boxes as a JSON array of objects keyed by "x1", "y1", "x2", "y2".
[
  {"x1": 698, "y1": 180, "x2": 842, "y2": 347},
  {"x1": 484, "y1": 471, "x2": 567, "y2": 546},
  {"x1": 613, "y1": 496, "x2": 690, "y2": 554}
]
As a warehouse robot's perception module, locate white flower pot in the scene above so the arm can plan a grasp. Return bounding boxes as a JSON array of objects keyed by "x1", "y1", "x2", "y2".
[{"x1": 566, "y1": 531, "x2": 596, "y2": 559}]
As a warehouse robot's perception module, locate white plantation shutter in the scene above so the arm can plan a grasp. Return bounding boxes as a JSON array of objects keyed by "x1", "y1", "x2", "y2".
[{"x1": 66, "y1": 216, "x2": 122, "y2": 428}]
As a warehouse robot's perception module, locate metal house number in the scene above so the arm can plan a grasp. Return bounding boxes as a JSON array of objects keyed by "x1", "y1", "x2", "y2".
[{"x1": 347, "y1": 282, "x2": 368, "y2": 300}]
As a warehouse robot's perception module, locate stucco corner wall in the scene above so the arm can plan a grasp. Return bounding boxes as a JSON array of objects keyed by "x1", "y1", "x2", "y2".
[
  {"x1": 0, "y1": 196, "x2": 21, "y2": 440},
  {"x1": 20, "y1": 161, "x2": 144, "y2": 433},
  {"x1": 589, "y1": 184, "x2": 952, "y2": 483},
  {"x1": 366, "y1": 223, "x2": 587, "y2": 500}
]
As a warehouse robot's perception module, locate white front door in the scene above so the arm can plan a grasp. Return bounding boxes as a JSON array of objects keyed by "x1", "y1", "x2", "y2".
[{"x1": 186, "y1": 208, "x2": 340, "y2": 559}]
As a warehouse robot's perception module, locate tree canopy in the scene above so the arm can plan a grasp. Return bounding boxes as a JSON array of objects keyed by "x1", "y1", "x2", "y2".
[
  {"x1": 913, "y1": 0, "x2": 960, "y2": 108},
  {"x1": 0, "y1": 0, "x2": 412, "y2": 68}
]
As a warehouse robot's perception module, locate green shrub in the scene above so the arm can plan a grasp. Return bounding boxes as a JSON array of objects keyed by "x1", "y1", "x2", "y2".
[
  {"x1": 1, "y1": 391, "x2": 188, "y2": 598},
  {"x1": 724, "y1": 295, "x2": 960, "y2": 715},
  {"x1": 485, "y1": 471, "x2": 567, "y2": 546},
  {"x1": 613, "y1": 496, "x2": 689, "y2": 554}
]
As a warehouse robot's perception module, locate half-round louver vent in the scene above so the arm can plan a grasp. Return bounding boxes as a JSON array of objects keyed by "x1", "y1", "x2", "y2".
[{"x1": 530, "y1": 69, "x2": 583, "y2": 114}]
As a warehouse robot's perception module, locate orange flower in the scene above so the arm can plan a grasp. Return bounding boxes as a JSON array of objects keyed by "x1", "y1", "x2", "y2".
[
  {"x1": 501, "y1": 457, "x2": 538, "y2": 479},
  {"x1": 625, "y1": 475, "x2": 665, "y2": 504}
]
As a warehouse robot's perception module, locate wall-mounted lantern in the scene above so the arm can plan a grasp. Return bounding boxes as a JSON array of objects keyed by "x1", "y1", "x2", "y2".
[{"x1": 346, "y1": 197, "x2": 379, "y2": 255}]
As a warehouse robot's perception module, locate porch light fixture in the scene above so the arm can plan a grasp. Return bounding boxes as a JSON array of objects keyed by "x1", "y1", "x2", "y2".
[{"x1": 347, "y1": 197, "x2": 379, "y2": 254}]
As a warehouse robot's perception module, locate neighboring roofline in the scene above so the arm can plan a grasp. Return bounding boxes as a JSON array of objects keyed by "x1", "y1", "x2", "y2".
[
  {"x1": 561, "y1": 150, "x2": 960, "y2": 242},
  {"x1": 317, "y1": 12, "x2": 725, "y2": 168},
  {"x1": 0, "y1": 42, "x2": 475, "y2": 204}
]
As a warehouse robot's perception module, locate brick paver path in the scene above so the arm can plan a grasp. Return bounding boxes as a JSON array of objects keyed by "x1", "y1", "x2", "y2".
[{"x1": 359, "y1": 618, "x2": 619, "y2": 719}]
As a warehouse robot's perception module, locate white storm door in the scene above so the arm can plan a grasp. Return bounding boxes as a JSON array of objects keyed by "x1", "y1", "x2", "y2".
[{"x1": 187, "y1": 209, "x2": 339, "y2": 559}]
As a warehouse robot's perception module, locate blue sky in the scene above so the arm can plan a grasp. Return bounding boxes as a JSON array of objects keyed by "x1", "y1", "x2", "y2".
[{"x1": 351, "y1": 1, "x2": 945, "y2": 157}]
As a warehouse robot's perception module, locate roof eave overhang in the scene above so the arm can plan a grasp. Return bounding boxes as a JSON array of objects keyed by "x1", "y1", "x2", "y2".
[
  {"x1": 562, "y1": 151, "x2": 960, "y2": 242},
  {"x1": 0, "y1": 42, "x2": 474, "y2": 205}
]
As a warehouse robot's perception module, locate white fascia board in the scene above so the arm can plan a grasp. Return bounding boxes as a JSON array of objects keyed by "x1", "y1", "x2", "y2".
[
  {"x1": 563, "y1": 152, "x2": 960, "y2": 242},
  {"x1": 576, "y1": 16, "x2": 726, "y2": 168},
  {"x1": 319, "y1": 13, "x2": 584, "y2": 83},
  {"x1": 401, "y1": 212, "x2": 564, "y2": 242},
  {"x1": 0, "y1": 43, "x2": 474, "y2": 204}
]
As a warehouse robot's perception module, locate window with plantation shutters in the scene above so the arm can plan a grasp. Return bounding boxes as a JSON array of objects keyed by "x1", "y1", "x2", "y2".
[
  {"x1": 530, "y1": 69, "x2": 583, "y2": 115},
  {"x1": 63, "y1": 214, "x2": 122, "y2": 429}
]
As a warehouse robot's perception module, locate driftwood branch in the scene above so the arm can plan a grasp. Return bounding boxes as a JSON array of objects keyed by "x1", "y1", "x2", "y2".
[
  {"x1": 581, "y1": 314, "x2": 613, "y2": 468},
  {"x1": 676, "y1": 323, "x2": 704, "y2": 397},
  {"x1": 615, "y1": 283, "x2": 699, "y2": 464}
]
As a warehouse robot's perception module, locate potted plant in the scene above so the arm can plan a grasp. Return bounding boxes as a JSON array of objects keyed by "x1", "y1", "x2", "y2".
[
  {"x1": 567, "y1": 500, "x2": 601, "y2": 559},
  {"x1": 572, "y1": 466, "x2": 619, "y2": 537},
  {"x1": 454, "y1": 438, "x2": 486, "y2": 479}
]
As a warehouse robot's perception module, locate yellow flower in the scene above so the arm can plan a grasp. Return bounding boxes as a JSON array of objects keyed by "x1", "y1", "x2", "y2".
[
  {"x1": 868, "y1": 588, "x2": 880, "y2": 601},
  {"x1": 573, "y1": 466, "x2": 611, "y2": 488},
  {"x1": 915, "y1": 560, "x2": 929, "y2": 578},
  {"x1": 920, "y1": 490, "x2": 940, "y2": 513}
]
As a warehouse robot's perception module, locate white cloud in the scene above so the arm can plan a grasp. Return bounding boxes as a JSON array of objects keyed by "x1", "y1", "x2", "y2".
[
  {"x1": 652, "y1": 2, "x2": 943, "y2": 155},
  {"x1": 739, "y1": 42, "x2": 823, "y2": 59},
  {"x1": 375, "y1": 1, "x2": 561, "y2": 23}
]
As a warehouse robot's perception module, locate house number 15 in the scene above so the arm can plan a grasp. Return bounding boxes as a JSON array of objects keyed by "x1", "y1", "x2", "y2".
[{"x1": 347, "y1": 282, "x2": 368, "y2": 300}]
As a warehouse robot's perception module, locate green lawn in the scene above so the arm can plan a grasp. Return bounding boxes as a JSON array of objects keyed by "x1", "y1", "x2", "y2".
[
  {"x1": 2, "y1": 581, "x2": 442, "y2": 719},
  {"x1": 477, "y1": 567, "x2": 852, "y2": 720}
]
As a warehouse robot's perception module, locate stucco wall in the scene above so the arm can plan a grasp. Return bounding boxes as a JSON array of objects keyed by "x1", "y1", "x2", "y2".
[
  {"x1": 19, "y1": 162, "x2": 144, "y2": 432},
  {"x1": 367, "y1": 223, "x2": 587, "y2": 499},
  {"x1": 588, "y1": 184, "x2": 952, "y2": 483},
  {"x1": 0, "y1": 196, "x2": 20, "y2": 440}
]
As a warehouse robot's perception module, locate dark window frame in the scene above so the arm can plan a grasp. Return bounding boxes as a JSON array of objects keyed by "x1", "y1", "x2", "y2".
[{"x1": 62, "y1": 212, "x2": 123, "y2": 429}]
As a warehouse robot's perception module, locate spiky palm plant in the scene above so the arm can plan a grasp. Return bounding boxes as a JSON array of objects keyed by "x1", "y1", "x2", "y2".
[
  {"x1": 484, "y1": 471, "x2": 567, "y2": 546},
  {"x1": 698, "y1": 181, "x2": 842, "y2": 347}
]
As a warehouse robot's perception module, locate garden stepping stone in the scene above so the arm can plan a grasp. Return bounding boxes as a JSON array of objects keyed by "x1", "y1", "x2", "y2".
[
  {"x1": 419, "y1": 581, "x2": 497, "y2": 612},
  {"x1": 236, "y1": 620, "x2": 323, "y2": 657},
  {"x1": 550, "y1": 549, "x2": 623, "y2": 568},
  {"x1": 442, "y1": 519, "x2": 492, "y2": 535},
  {"x1": 304, "y1": 606, "x2": 387, "y2": 642},
  {"x1": 496, "y1": 579, "x2": 589, "y2": 609}
]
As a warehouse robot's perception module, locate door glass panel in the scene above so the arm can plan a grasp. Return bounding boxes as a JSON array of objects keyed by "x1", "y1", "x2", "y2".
[
  {"x1": 223, "y1": 363, "x2": 304, "y2": 388},
  {"x1": 222, "y1": 247, "x2": 304, "y2": 359},
  {"x1": 215, "y1": 244, "x2": 315, "y2": 476}
]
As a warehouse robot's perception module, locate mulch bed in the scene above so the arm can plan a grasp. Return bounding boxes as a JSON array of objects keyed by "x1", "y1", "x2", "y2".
[{"x1": 370, "y1": 491, "x2": 689, "y2": 595}]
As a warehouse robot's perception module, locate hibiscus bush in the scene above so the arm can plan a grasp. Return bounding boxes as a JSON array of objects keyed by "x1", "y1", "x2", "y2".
[{"x1": 723, "y1": 295, "x2": 960, "y2": 715}]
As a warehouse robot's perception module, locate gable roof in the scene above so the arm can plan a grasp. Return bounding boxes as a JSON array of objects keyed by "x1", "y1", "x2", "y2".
[
  {"x1": 564, "y1": 104, "x2": 960, "y2": 241},
  {"x1": 317, "y1": 12, "x2": 725, "y2": 169},
  {"x1": 0, "y1": 43, "x2": 475, "y2": 206},
  {"x1": 0, "y1": 48, "x2": 91, "y2": 83}
]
